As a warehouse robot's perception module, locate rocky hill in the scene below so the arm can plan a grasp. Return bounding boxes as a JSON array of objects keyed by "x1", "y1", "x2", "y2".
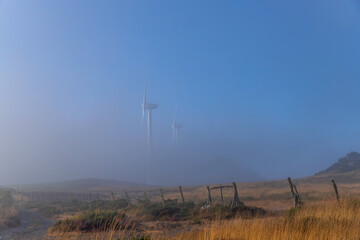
[{"x1": 316, "y1": 152, "x2": 360, "y2": 175}]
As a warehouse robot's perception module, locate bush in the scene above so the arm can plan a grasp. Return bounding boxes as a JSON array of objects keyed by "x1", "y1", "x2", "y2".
[
  {"x1": 51, "y1": 210, "x2": 140, "y2": 232},
  {"x1": 136, "y1": 199, "x2": 198, "y2": 221},
  {"x1": 27, "y1": 198, "x2": 130, "y2": 218},
  {"x1": 200, "y1": 204, "x2": 266, "y2": 220}
]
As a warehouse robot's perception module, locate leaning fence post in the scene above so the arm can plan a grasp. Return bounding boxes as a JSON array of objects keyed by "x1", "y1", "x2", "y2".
[
  {"x1": 179, "y1": 186, "x2": 185, "y2": 203},
  {"x1": 220, "y1": 185, "x2": 224, "y2": 206},
  {"x1": 230, "y1": 182, "x2": 243, "y2": 208},
  {"x1": 206, "y1": 186, "x2": 212, "y2": 206},
  {"x1": 293, "y1": 185, "x2": 301, "y2": 200},
  {"x1": 160, "y1": 188, "x2": 165, "y2": 206},
  {"x1": 331, "y1": 179, "x2": 340, "y2": 202},
  {"x1": 288, "y1": 177, "x2": 300, "y2": 207},
  {"x1": 287, "y1": 177, "x2": 295, "y2": 197}
]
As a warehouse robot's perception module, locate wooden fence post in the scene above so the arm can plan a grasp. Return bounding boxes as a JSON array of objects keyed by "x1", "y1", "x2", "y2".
[
  {"x1": 331, "y1": 179, "x2": 340, "y2": 202},
  {"x1": 288, "y1": 177, "x2": 300, "y2": 207},
  {"x1": 207, "y1": 186, "x2": 212, "y2": 206},
  {"x1": 210, "y1": 184, "x2": 233, "y2": 206},
  {"x1": 230, "y1": 182, "x2": 243, "y2": 208},
  {"x1": 179, "y1": 186, "x2": 185, "y2": 203},
  {"x1": 160, "y1": 188, "x2": 165, "y2": 206},
  {"x1": 287, "y1": 177, "x2": 295, "y2": 197},
  {"x1": 220, "y1": 185, "x2": 224, "y2": 206},
  {"x1": 111, "y1": 192, "x2": 115, "y2": 201}
]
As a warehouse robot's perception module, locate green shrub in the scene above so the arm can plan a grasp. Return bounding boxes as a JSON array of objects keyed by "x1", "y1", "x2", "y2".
[
  {"x1": 200, "y1": 204, "x2": 266, "y2": 220},
  {"x1": 136, "y1": 199, "x2": 198, "y2": 221},
  {"x1": 27, "y1": 198, "x2": 130, "y2": 218},
  {"x1": 51, "y1": 210, "x2": 140, "y2": 232}
]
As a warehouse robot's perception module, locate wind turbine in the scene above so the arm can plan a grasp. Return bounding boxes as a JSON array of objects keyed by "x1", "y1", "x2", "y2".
[
  {"x1": 171, "y1": 104, "x2": 183, "y2": 143},
  {"x1": 141, "y1": 82, "x2": 158, "y2": 154}
]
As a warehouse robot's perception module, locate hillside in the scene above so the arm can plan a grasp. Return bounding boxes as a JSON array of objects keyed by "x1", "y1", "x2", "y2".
[
  {"x1": 296, "y1": 152, "x2": 360, "y2": 184},
  {"x1": 8, "y1": 152, "x2": 360, "y2": 199},
  {"x1": 317, "y1": 152, "x2": 360, "y2": 175}
]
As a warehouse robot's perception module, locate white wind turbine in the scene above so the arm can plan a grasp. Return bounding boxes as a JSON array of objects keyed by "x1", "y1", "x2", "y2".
[
  {"x1": 141, "y1": 82, "x2": 158, "y2": 154},
  {"x1": 171, "y1": 104, "x2": 183, "y2": 143}
]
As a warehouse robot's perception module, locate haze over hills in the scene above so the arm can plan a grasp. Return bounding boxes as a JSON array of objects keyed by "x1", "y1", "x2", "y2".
[
  {"x1": 7, "y1": 157, "x2": 265, "y2": 192},
  {"x1": 9, "y1": 152, "x2": 360, "y2": 193},
  {"x1": 9, "y1": 178, "x2": 148, "y2": 193},
  {"x1": 9, "y1": 159, "x2": 264, "y2": 192},
  {"x1": 149, "y1": 157, "x2": 264, "y2": 186}
]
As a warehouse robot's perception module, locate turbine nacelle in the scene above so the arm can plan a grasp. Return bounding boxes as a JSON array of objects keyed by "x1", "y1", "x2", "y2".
[
  {"x1": 141, "y1": 81, "x2": 157, "y2": 123},
  {"x1": 143, "y1": 103, "x2": 158, "y2": 110}
]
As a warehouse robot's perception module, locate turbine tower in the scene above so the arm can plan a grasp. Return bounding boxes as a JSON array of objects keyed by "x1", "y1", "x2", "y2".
[
  {"x1": 141, "y1": 83, "x2": 158, "y2": 154},
  {"x1": 171, "y1": 104, "x2": 183, "y2": 143}
]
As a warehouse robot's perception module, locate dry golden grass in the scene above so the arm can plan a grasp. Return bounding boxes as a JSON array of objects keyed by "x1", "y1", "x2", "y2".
[
  {"x1": 47, "y1": 196, "x2": 360, "y2": 240},
  {"x1": 28, "y1": 174, "x2": 360, "y2": 239},
  {"x1": 170, "y1": 197, "x2": 360, "y2": 240}
]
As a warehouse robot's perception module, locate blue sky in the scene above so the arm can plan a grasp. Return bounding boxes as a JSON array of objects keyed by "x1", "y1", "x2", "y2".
[{"x1": 1, "y1": 0, "x2": 360, "y2": 185}]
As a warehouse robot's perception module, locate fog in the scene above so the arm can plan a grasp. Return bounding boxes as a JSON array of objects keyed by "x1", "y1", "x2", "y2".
[{"x1": 1, "y1": 0, "x2": 360, "y2": 185}]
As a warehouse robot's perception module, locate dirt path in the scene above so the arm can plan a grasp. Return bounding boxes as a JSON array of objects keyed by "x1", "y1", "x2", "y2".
[{"x1": 0, "y1": 209, "x2": 53, "y2": 240}]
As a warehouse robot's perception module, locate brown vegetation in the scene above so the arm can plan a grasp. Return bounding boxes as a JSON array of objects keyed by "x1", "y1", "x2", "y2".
[
  {"x1": 18, "y1": 170, "x2": 360, "y2": 239},
  {"x1": 46, "y1": 196, "x2": 360, "y2": 240}
]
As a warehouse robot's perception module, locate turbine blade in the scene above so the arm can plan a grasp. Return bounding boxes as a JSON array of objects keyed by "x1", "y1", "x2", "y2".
[
  {"x1": 142, "y1": 81, "x2": 146, "y2": 124},
  {"x1": 142, "y1": 109, "x2": 145, "y2": 124}
]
